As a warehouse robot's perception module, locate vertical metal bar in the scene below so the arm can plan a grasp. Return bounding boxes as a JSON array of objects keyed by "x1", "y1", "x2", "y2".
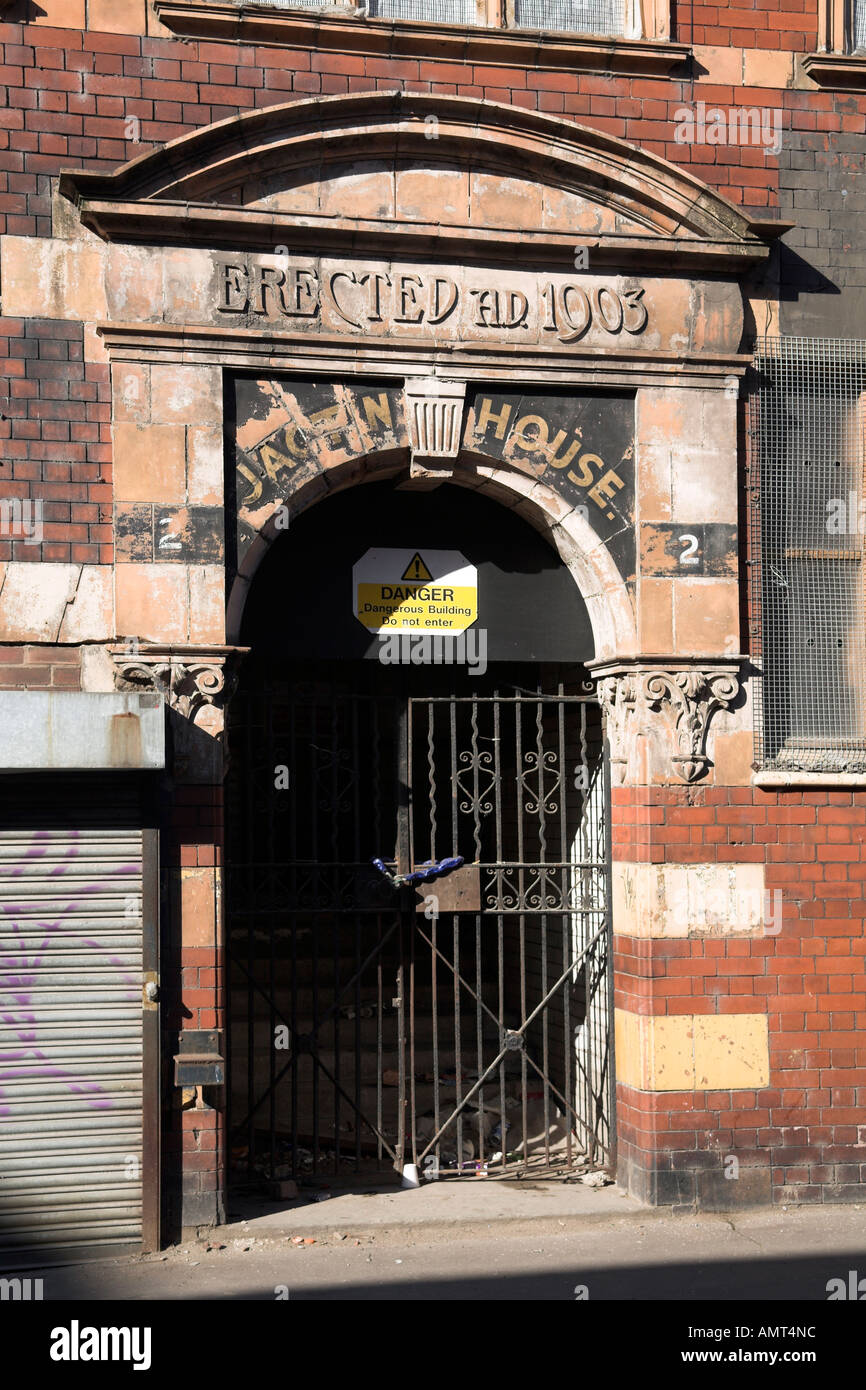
[
  {"x1": 352, "y1": 697, "x2": 362, "y2": 1172},
  {"x1": 583, "y1": 943, "x2": 594, "y2": 1167},
  {"x1": 536, "y1": 692, "x2": 551, "y2": 1170},
  {"x1": 376, "y1": 911, "x2": 384, "y2": 1167},
  {"x1": 470, "y1": 695, "x2": 482, "y2": 862},
  {"x1": 372, "y1": 695, "x2": 384, "y2": 1169},
  {"x1": 310, "y1": 699, "x2": 319, "y2": 1177},
  {"x1": 409, "y1": 889, "x2": 417, "y2": 1167},
  {"x1": 268, "y1": 694, "x2": 276, "y2": 1182},
  {"x1": 431, "y1": 883, "x2": 440, "y2": 1174},
  {"x1": 395, "y1": 692, "x2": 411, "y2": 1172},
  {"x1": 140, "y1": 824, "x2": 160, "y2": 1252},
  {"x1": 289, "y1": 692, "x2": 299, "y2": 1180},
  {"x1": 331, "y1": 692, "x2": 340, "y2": 1178},
  {"x1": 406, "y1": 698, "x2": 419, "y2": 1160},
  {"x1": 396, "y1": 944, "x2": 406, "y2": 1176},
  {"x1": 407, "y1": 697, "x2": 416, "y2": 875},
  {"x1": 560, "y1": 695, "x2": 573, "y2": 1171},
  {"x1": 515, "y1": 697, "x2": 528, "y2": 1174},
  {"x1": 493, "y1": 691, "x2": 506, "y2": 1173},
  {"x1": 396, "y1": 693, "x2": 411, "y2": 878},
  {"x1": 497, "y1": 907, "x2": 506, "y2": 1173},
  {"x1": 454, "y1": 908, "x2": 463, "y2": 1172},
  {"x1": 603, "y1": 713, "x2": 617, "y2": 1176},
  {"x1": 475, "y1": 909, "x2": 484, "y2": 1167},
  {"x1": 427, "y1": 700, "x2": 436, "y2": 865},
  {"x1": 450, "y1": 696, "x2": 459, "y2": 854},
  {"x1": 246, "y1": 702, "x2": 255, "y2": 1188},
  {"x1": 449, "y1": 696, "x2": 462, "y2": 1173}
]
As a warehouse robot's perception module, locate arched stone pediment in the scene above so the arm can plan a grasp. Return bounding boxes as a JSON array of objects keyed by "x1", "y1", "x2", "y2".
[{"x1": 59, "y1": 91, "x2": 771, "y2": 270}]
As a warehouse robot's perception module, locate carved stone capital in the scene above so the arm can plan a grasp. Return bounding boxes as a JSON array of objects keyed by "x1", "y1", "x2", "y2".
[
  {"x1": 109, "y1": 644, "x2": 248, "y2": 729},
  {"x1": 592, "y1": 659, "x2": 741, "y2": 784}
]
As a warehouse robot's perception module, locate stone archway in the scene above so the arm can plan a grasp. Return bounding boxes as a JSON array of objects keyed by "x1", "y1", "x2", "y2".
[{"x1": 224, "y1": 438, "x2": 638, "y2": 666}]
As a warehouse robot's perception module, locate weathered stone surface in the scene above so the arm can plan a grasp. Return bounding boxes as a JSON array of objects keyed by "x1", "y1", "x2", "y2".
[
  {"x1": 113, "y1": 423, "x2": 186, "y2": 505},
  {"x1": 615, "y1": 1010, "x2": 770, "y2": 1091},
  {"x1": 58, "y1": 567, "x2": 114, "y2": 643},
  {"x1": 612, "y1": 861, "x2": 767, "y2": 938},
  {"x1": 150, "y1": 364, "x2": 222, "y2": 427},
  {"x1": 179, "y1": 867, "x2": 217, "y2": 947},
  {"x1": 0, "y1": 237, "x2": 108, "y2": 321},
  {"x1": 674, "y1": 579, "x2": 740, "y2": 655},
  {"x1": 0, "y1": 563, "x2": 80, "y2": 643},
  {"x1": 187, "y1": 426, "x2": 224, "y2": 506},
  {"x1": 115, "y1": 564, "x2": 189, "y2": 643},
  {"x1": 189, "y1": 565, "x2": 226, "y2": 644}
]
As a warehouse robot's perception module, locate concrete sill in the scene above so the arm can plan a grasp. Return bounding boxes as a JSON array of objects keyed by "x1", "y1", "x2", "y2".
[
  {"x1": 753, "y1": 769, "x2": 866, "y2": 789},
  {"x1": 153, "y1": 2, "x2": 691, "y2": 77},
  {"x1": 802, "y1": 52, "x2": 866, "y2": 89}
]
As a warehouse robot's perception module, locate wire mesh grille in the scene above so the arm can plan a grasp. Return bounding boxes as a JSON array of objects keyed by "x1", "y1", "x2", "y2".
[
  {"x1": 226, "y1": 0, "x2": 341, "y2": 8},
  {"x1": 750, "y1": 337, "x2": 866, "y2": 772},
  {"x1": 514, "y1": 0, "x2": 626, "y2": 35},
  {"x1": 368, "y1": 0, "x2": 480, "y2": 20},
  {"x1": 856, "y1": 0, "x2": 866, "y2": 52}
]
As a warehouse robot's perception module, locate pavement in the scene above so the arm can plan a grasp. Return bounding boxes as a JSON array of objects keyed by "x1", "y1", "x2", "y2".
[
  {"x1": 10, "y1": 1181, "x2": 866, "y2": 1301},
  {"x1": 223, "y1": 1169, "x2": 638, "y2": 1241}
]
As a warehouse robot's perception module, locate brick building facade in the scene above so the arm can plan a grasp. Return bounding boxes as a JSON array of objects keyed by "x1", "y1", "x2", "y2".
[{"x1": 0, "y1": 0, "x2": 864, "y2": 1252}]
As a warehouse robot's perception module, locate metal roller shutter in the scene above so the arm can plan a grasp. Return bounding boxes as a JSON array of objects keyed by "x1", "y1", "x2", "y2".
[{"x1": 0, "y1": 779, "x2": 153, "y2": 1257}]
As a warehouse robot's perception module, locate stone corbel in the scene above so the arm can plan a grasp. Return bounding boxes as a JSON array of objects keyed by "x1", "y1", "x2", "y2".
[
  {"x1": 403, "y1": 377, "x2": 467, "y2": 483},
  {"x1": 108, "y1": 644, "x2": 249, "y2": 737},
  {"x1": 592, "y1": 660, "x2": 741, "y2": 784},
  {"x1": 595, "y1": 670, "x2": 641, "y2": 785}
]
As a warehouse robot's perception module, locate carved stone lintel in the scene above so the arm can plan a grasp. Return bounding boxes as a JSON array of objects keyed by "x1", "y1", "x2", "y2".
[
  {"x1": 109, "y1": 644, "x2": 248, "y2": 729},
  {"x1": 593, "y1": 660, "x2": 741, "y2": 784}
]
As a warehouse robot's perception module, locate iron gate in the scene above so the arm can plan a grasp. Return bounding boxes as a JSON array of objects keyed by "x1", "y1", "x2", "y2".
[{"x1": 227, "y1": 673, "x2": 613, "y2": 1188}]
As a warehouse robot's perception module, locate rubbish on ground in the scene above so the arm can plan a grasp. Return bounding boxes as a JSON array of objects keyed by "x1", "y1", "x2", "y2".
[{"x1": 581, "y1": 1170, "x2": 613, "y2": 1188}]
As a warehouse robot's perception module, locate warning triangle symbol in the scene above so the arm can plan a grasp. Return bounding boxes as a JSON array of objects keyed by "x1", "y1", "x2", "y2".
[{"x1": 401, "y1": 552, "x2": 433, "y2": 582}]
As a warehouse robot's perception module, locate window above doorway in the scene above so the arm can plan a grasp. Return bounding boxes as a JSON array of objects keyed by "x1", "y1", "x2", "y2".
[
  {"x1": 189, "y1": 0, "x2": 655, "y2": 39},
  {"x1": 153, "y1": 0, "x2": 686, "y2": 78}
]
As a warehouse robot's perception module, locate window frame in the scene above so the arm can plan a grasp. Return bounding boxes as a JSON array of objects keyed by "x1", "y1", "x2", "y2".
[
  {"x1": 749, "y1": 341, "x2": 866, "y2": 781},
  {"x1": 804, "y1": 0, "x2": 866, "y2": 87},
  {"x1": 153, "y1": 0, "x2": 683, "y2": 73}
]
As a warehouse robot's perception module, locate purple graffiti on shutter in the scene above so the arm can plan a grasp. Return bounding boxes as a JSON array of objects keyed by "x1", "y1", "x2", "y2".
[{"x1": 0, "y1": 830, "x2": 140, "y2": 1119}]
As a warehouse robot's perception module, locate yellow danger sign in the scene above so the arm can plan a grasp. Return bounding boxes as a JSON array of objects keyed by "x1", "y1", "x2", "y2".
[{"x1": 353, "y1": 548, "x2": 478, "y2": 634}]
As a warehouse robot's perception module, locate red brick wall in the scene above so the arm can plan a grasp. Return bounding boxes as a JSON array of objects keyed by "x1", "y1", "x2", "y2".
[
  {"x1": 164, "y1": 783, "x2": 225, "y2": 1233},
  {"x1": 0, "y1": 642, "x2": 81, "y2": 686},
  {"x1": 0, "y1": 315, "x2": 111, "y2": 567},
  {"x1": 689, "y1": 0, "x2": 818, "y2": 50},
  {"x1": 613, "y1": 786, "x2": 866, "y2": 1205}
]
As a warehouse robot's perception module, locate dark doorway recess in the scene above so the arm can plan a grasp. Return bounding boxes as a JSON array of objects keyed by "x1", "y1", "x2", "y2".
[
  {"x1": 238, "y1": 479, "x2": 595, "y2": 664},
  {"x1": 226, "y1": 483, "x2": 613, "y2": 1197}
]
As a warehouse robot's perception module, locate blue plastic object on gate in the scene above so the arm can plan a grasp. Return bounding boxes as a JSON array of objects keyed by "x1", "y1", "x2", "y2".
[{"x1": 371, "y1": 855, "x2": 465, "y2": 888}]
